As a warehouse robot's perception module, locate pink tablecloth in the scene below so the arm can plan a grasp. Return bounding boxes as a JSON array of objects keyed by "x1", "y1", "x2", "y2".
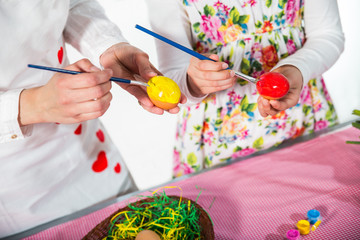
[{"x1": 24, "y1": 126, "x2": 360, "y2": 240}]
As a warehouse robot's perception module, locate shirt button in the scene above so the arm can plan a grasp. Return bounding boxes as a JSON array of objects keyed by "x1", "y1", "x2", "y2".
[{"x1": 11, "y1": 134, "x2": 17, "y2": 139}]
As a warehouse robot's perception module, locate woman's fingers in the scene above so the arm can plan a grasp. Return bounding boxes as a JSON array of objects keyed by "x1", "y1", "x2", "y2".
[
  {"x1": 71, "y1": 92, "x2": 113, "y2": 115},
  {"x1": 179, "y1": 93, "x2": 187, "y2": 104},
  {"x1": 74, "y1": 110, "x2": 110, "y2": 122},
  {"x1": 123, "y1": 85, "x2": 154, "y2": 107},
  {"x1": 167, "y1": 106, "x2": 180, "y2": 114},
  {"x1": 66, "y1": 58, "x2": 98, "y2": 72},
  {"x1": 138, "y1": 102, "x2": 164, "y2": 115},
  {"x1": 134, "y1": 53, "x2": 160, "y2": 79},
  {"x1": 67, "y1": 81, "x2": 112, "y2": 103},
  {"x1": 58, "y1": 69, "x2": 113, "y2": 89}
]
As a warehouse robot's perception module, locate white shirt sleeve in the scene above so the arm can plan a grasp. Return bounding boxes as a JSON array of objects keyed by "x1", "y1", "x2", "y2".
[
  {"x1": 64, "y1": 0, "x2": 128, "y2": 66},
  {"x1": 0, "y1": 1, "x2": 126, "y2": 143},
  {"x1": 0, "y1": 89, "x2": 33, "y2": 143},
  {"x1": 147, "y1": 0, "x2": 208, "y2": 105},
  {"x1": 274, "y1": 0, "x2": 345, "y2": 84}
]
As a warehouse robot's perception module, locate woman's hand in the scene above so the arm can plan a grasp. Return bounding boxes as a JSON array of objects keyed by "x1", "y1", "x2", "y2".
[
  {"x1": 100, "y1": 42, "x2": 186, "y2": 115},
  {"x1": 257, "y1": 65, "x2": 303, "y2": 117},
  {"x1": 187, "y1": 54, "x2": 237, "y2": 97},
  {"x1": 19, "y1": 59, "x2": 113, "y2": 125}
]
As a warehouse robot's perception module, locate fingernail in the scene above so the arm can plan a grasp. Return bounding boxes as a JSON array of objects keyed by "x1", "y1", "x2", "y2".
[
  {"x1": 104, "y1": 69, "x2": 113, "y2": 75},
  {"x1": 222, "y1": 63, "x2": 229, "y2": 69},
  {"x1": 90, "y1": 66, "x2": 101, "y2": 72},
  {"x1": 230, "y1": 70, "x2": 235, "y2": 77},
  {"x1": 148, "y1": 71, "x2": 157, "y2": 77}
]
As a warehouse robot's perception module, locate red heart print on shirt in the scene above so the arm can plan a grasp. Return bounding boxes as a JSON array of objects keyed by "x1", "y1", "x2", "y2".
[
  {"x1": 57, "y1": 46, "x2": 63, "y2": 64},
  {"x1": 96, "y1": 129, "x2": 105, "y2": 142},
  {"x1": 92, "y1": 151, "x2": 108, "y2": 172},
  {"x1": 74, "y1": 124, "x2": 82, "y2": 135},
  {"x1": 114, "y1": 163, "x2": 121, "y2": 174}
]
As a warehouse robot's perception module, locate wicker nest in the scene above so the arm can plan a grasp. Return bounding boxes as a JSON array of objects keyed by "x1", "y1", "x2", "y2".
[{"x1": 82, "y1": 195, "x2": 214, "y2": 240}]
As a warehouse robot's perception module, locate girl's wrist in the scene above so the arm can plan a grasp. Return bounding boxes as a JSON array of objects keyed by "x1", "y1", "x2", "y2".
[
  {"x1": 186, "y1": 74, "x2": 206, "y2": 98},
  {"x1": 273, "y1": 65, "x2": 303, "y2": 90}
]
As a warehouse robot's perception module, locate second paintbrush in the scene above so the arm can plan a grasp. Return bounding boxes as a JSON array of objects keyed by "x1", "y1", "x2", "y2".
[{"x1": 28, "y1": 64, "x2": 149, "y2": 87}]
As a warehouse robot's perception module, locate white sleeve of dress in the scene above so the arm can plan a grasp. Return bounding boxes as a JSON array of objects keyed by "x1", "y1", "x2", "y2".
[
  {"x1": 146, "y1": 0, "x2": 207, "y2": 105},
  {"x1": 64, "y1": 0, "x2": 128, "y2": 66},
  {"x1": 274, "y1": 0, "x2": 345, "y2": 84}
]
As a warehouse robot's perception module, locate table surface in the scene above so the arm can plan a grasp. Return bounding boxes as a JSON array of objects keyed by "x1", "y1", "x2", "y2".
[{"x1": 6, "y1": 122, "x2": 360, "y2": 240}]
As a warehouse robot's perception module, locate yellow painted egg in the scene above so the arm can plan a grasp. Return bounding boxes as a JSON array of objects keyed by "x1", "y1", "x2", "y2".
[
  {"x1": 135, "y1": 230, "x2": 161, "y2": 240},
  {"x1": 147, "y1": 76, "x2": 181, "y2": 110}
]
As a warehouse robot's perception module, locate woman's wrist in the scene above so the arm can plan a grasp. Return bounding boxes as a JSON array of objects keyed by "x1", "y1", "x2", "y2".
[{"x1": 19, "y1": 87, "x2": 45, "y2": 126}]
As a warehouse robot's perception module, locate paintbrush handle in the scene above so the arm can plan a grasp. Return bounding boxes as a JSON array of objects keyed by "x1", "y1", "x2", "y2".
[
  {"x1": 27, "y1": 64, "x2": 149, "y2": 87},
  {"x1": 135, "y1": 24, "x2": 257, "y2": 84},
  {"x1": 135, "y1": 25, "x2": 208, "y2": 61}
]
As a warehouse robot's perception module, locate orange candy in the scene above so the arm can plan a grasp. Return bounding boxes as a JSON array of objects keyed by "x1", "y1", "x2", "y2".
[{"x1": 135, "y1": 230, "x2": 161, "y2": 240}]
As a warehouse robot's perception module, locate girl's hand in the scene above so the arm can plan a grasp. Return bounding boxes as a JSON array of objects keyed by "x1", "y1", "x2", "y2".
[
  {"x1": 257, "y1": 65, "x2": 303, "y2": 117},
  {"x1": 19, "y1": 59, "x2": 113, "y2": 125},
  {"x1": 187, "y1": 54, "x2": 237, "y2": 97}
]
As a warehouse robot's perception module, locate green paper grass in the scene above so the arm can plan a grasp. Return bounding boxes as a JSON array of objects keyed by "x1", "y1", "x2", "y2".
[{"x1": 105, "y1": 187, "x2": 202, "y2": 240}]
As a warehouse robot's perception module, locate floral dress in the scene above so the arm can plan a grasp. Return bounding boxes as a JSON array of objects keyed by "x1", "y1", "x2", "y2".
[{"x1": 172, "y1": 0, "x2": 338, "y2": 177}]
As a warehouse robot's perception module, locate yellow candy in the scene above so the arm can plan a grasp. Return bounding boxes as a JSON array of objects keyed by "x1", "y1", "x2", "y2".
[{"x1": 147, "y1": 76, "x2": 181, "y2": 110}]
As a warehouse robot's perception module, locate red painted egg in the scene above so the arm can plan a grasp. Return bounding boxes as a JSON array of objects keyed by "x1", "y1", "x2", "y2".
[{"x1": 256, "y1": 72, "x2": 290, "y2": 100}]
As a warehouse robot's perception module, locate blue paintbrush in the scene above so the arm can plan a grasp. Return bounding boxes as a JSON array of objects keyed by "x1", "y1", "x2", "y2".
[
  {"x1": 135, "y1": 24, "x2": 257, "y2": 84},
  {"x1": 28, "y1": 64, "x2": 149, "y2": 87}
]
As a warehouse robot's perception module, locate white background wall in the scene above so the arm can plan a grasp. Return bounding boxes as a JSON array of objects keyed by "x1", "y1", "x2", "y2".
[{"x1": 67, "y1": 0, "x2": 360, "y2": 190}]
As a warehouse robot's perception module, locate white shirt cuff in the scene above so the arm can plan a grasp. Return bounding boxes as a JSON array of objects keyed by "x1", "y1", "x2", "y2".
[{"x1": 0, "y1": 89, "x2": 33, "y2": 143}]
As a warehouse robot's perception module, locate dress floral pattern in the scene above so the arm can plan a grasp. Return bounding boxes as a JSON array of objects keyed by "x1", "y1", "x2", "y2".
[{"x1": 173, "y1": 0, "x2": 338, "y2": 177}]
